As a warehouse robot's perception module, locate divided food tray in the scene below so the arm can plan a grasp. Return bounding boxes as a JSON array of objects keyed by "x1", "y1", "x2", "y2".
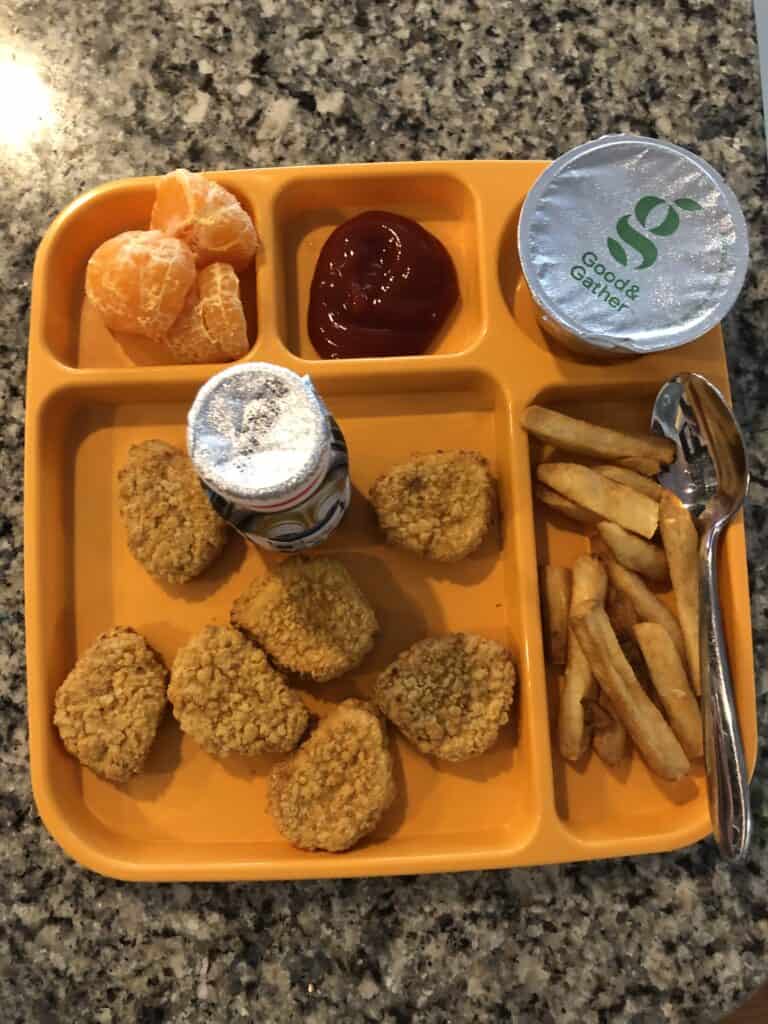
[{"x1": 25, "y1": 160, "x2": 757, "y2": 881}]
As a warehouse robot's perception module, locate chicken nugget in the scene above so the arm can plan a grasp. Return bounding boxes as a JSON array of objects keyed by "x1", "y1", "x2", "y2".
[
  {"x1": 231, "y1": 556, "x2": 378, "y2": 682},
  {"x1": 118, "y1": 439, "x2": 227, "y2": 584},
  {"x1": 268, "y1": 699, "x2": 394, "y2": 852},
  {"x1": 369, "y1": 450, "x2": 495, "y2": 562},
  {"x1": 374, "y1": 633, "x2": 516, "y2": 761},
  {"x1": 53, "y1": 627, "x2": 168, "y2": 782},
  {"x1": 169, "y1": 625, "x2": 309, "y2": 757}
]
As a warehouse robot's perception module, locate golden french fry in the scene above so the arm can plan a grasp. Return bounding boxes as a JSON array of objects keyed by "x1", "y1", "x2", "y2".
[
  {"x1": 542, "y1": 566, "x2": 571, "y2": 666},
  {"x1": 605, "y1": 559, "x2": 686, "y2": 662},
  {"x1": 634, "y1": 622, "x2": 703, "y2": 759},
  {"x1": 615, "y1": 456, "x2": 663, "y2": 477},
  {"x1": 535, "y1": 484, "x2": 600, "y2": 525},
  {"x1": 596, "y1": 465, "x2": 663, "y2": 500},
  {"x1": 522, "y1": 406, "x2": 675, "y2": 464},
  {"x1": 571, "y1": 604, "x2": 690, "y2": 780},
  {"x1": 558, "y1": 628, "x2": 596, "y2": 760},
  {"x1": 571, "y1": 554, "x2": 608, "y2": 613},
  {"x1": 568, "y1": 556, "x2": 625, "y2": 761},
  {"x1": 591, "y1": 691, "x2": 629, "y2": 765},
  {"x1": 658, "y1": 491, "x2": 700, "y2": 695},
  {"x1": 558, "y1": 556, "x2": 607, "y2": 760},
  {"x1": 537, "y1": 463, "x2": 659, "y2": 539},
  {"x1": 597, "y1": 522, "x2": 668, "y2": 582}
]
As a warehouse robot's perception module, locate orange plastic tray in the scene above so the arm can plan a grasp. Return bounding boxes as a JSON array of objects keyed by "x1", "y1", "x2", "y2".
[{"x1": 25, "y1": 161, "x2": 757, "y2": 881}]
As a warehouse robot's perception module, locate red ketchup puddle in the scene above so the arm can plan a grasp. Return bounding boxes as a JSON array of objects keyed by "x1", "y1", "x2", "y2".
[{"x1": 307, "y1": 211, "x2": 459, "y2": 359}]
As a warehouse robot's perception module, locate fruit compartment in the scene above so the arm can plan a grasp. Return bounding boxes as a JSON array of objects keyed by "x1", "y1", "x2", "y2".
[
  {"x1": 525, "y1": 381, "x2": 757, "y2": 850},
  {"x1": 33, "y1": 173, "x2": 264, "y2": 371},
  {"x1": 26, "y1": 365, "x2": 553, "y2": 879}
]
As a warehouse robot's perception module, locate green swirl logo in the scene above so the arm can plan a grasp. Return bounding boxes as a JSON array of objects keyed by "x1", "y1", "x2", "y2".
[{"x1": 607, "y1": 196, "x2": 703, "y2": 269}]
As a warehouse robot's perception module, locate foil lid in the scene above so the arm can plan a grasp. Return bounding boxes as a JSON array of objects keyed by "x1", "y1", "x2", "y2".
[
  {"x1": 518, "y1": 135, "x2": 749, "y2": 354},
  {"x1": 187, "y1": 363, "x2": 330, "y2": 509}
]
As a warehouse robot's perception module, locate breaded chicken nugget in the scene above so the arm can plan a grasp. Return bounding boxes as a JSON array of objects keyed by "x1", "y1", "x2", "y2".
[
  {"x1": 168, "y1": 625, "x2": 309, "y2": 757},
  {"x1": 374, "y1": 633, "x2": 516, "y2": 761},
  {"x1": 231, "y1": 556, "x2": 378, "y2": 682},
  {"x1": 118, "y1": 439, "x2": 227, "y2": 584},
  {"x1": 369, "y1": 450, "x2": 495, "y2": 562},
  {"x1": 268, "y1": 699, "x2": 394, "y2": 852},
  {"x1": 53, "y1": 627, "x2": 168, "y2": 782}
]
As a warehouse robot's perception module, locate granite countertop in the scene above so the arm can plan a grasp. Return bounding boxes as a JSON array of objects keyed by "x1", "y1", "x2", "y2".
[{"x1": 2, "y1": 1, "x2": 767, "y2": 1021}]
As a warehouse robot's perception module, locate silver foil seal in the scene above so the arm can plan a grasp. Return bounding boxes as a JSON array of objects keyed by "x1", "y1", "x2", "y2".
[
  {"x1": 518, "y1": 135, "x2": 749, "y2": 357},
  {"x1": 187, "y1": 363, "x2": 350, "y2": 551}
]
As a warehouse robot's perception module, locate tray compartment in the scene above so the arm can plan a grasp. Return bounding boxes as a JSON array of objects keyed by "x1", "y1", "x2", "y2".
[
  {"x1": 270, "y1": 169, "x2": 484, "y2": 361},
  {"x1": 35, "y1": 175, "x2": 262, "y2": 370},
  {"x1": 527, "y1": 383, "x2": 757, "y2": 847},
  {"x1": 27, "y1": 367, "x2": 550, "y2": 878}
]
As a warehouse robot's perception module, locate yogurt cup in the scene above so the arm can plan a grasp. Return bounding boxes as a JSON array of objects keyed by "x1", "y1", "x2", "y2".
[{"x1": 518, "y1": 135, "x2": 749, "y2": 358}]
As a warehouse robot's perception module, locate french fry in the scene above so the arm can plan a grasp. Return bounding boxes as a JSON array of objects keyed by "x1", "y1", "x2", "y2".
[
  {"x1": 596, "y1": 465, "x2": 663, "y2": 500},
  {"x1": 634, "y1": 622, "x2": 703, "y2": 760},
  {"x1": 535, "y1": 484, "x2": 600, "y2": 525},
  {"x1": 597, "y1": 522, "x2": 668, "y2": 582},
  {"x1": 658, "y1": 491, "x2": 700, "y2": 694},
  {"x1": 571, "y1": 554, "x2": 608, "y2": 612},
  {"x1": 591, "y1": 692, "x2": 628, "y2": 765},
  {"x1": 558, "y1": 556, "x2": 606, "y2": 760},
  {"x1": 558, "y1": 556, "x2": 606, "y2": 759},
  {"x1": 604, "y1": 559, "x2": 686, "y2": 662},
  {"x1": 542, "y1": 566, "x2": 571, "y2": 665},
  {"x1": 537, "y1": 463, "x2": 659, "y2": 539},
  {"x1": 522, "y1": 406, "x2": 675, "y2": 464},
  {"x1": 558, "y1": 628, "x2": 596, "y2": 760},
  {"x1": 615, "y1": 456, "x2": 663, "y2": 477},
  {"x1": 571, "y1": 604, "x2": 690, "y2": 781}
]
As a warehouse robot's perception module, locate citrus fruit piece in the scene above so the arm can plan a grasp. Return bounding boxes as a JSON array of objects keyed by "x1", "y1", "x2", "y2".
[
  {"x1": 85, "y1": 230, "x2": 196, "y2": 339},
  {"x1": 150, "y1": 169, "x2": 258, "y2": 272},
  {"x1": 164, "y1": 262, "x2": 249, "y2": 364},
  {"x1": 197, "y1": 263, "x2": 249, "y2": 357}
]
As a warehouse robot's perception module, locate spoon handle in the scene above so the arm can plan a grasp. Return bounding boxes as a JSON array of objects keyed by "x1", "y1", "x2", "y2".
[{"x1": 700, "y1": 524, "x2": 752, "y2": 861}]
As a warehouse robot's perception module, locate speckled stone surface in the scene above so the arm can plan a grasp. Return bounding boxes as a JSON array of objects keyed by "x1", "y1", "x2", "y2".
[{"x1": 1, "y1": 1, "x2": 767, "y2": 1021}]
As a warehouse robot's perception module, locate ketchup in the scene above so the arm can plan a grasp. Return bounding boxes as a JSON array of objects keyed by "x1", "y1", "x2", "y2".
[{"x1": 307, "y1": 211, "x2": 459, "y2": 359}]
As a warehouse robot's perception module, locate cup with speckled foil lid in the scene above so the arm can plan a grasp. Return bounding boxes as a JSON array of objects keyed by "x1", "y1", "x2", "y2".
[
  {"x1": 518, "y1": 135, "x2": 749, "y2": 358},
  {"x1": 187, "y1": 363, "x2": 351, "y2": 551}
]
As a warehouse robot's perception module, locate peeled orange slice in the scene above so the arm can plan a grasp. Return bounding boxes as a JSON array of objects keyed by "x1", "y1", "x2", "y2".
[
  {"x1": 164, "y1": 262, "x2": 249, "y2": 364},
  {"x1": 151, "y1": 169, "x2": 258, "y2": 272},
  {"x1": 197, "y1": 263, "x2": 249, "y2": 357},
  {"x1": 85, "y1": 230, "x2": 196, "y2": 340}
]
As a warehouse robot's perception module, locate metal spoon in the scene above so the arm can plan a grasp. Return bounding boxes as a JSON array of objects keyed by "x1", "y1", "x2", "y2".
[{"x1": 652, "y1": 372, "x2": 752, "y2": 862}]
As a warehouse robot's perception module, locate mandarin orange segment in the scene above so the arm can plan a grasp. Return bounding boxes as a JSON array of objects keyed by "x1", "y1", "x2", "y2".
[
  {"x1": 147, "y1": 168, "x2": 203, "y2": 239},
  {"x1": 197, "y1": 263, "x2": 248, "y2": 359},
  {"x1": 162, "y1": 287, "x2": 218, "y2": 364},
  {"x1": 151, "y1": 169, "x2": 258, "y2": 271},
  {"x1": 85, "y1": 230, "x2": 196, "y2": 340},
  {"x1": 163, "y1": 263, "x2": 249, "y2": 364}
]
